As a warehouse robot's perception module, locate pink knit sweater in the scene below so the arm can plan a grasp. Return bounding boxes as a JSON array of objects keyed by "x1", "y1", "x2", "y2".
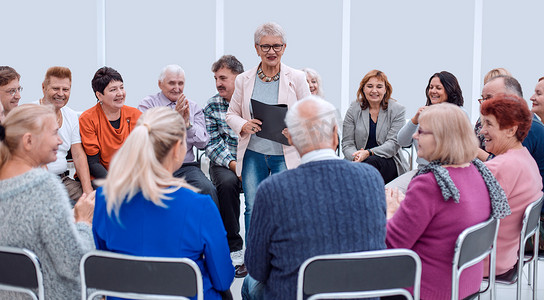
[
  {"x1": 386, "y1": 164, "x2": 491, "y2": 300},
  {"x1": 484, "y1": 147, "x2": 543, "y2": 275}
]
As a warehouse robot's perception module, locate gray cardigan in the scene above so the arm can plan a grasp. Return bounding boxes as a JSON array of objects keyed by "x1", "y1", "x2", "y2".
[
  {"x1": 0, "y1": 168, "x2": 94, "y2": 299},
  {"x1": 342, "y1": 100, "x2": 408, "y2": 175}
]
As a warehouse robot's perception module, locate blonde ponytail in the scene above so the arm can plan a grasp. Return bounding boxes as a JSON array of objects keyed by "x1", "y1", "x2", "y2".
[{"x1": 99, "y1": 107, "x2": 196, "y2": 218}]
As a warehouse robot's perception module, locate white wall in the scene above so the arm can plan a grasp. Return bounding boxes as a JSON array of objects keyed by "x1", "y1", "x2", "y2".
[{"x1": 2, "y1": 0, "x2": 543, "y2": 122}]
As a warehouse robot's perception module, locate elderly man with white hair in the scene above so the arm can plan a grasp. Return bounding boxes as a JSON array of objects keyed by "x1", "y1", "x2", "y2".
[
  {"x1": 139, "y1": 65, "x2": 217, "y2": 206},
  {"x1": 242, "y1": 96, "x2": 387, "y2": 300}
]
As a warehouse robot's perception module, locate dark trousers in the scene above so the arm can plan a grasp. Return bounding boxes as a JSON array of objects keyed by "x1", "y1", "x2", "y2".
[
  {"x1": 173, "y1": 163, "x2": 219, "y2": 208},
  {"x1": 209, "y1": 164, "x2": 243, "y2": 252},
  {"x1": 364, "y1": 155, "x2": 398, "y2": 184}
]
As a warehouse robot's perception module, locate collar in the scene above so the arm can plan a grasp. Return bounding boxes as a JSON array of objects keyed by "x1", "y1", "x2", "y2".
[{"x1": 301, "y1": 149, "x2": 341, "y2": 165}]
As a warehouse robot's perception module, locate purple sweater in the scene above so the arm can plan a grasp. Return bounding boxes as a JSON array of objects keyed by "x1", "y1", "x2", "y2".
[{"x1": 386, "y1": 164, "x2": 491, "y2": 300}]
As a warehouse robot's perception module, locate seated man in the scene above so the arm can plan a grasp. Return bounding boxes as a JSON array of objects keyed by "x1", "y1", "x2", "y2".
[
  {"x1": 243, "y1": 96, "x2": 387, "y2": 300},
  {"x1": 0, "y1": 66, "x2": 22, "y2": 117},
  {"x1": 39, "y1": 66, "x2": 93, "y2": 202},
  {"x1": 204, "y1": 55, "x2": 246, "y2": 277},
  {"x1": 139, "y1": 65, "x2": 217, "y2": 206}
]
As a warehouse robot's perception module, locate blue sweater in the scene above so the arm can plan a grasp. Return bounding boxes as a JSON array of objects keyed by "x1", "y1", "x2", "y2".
[
  {"x1": 245, "y1": 159, "x2": 387, "y2": 299},
  {"x1": 93, "y1": 186, "x2": 234, "y2": 300},
  {"x1": 523, "y1": 117, "x2": 544, "y2": 190}
]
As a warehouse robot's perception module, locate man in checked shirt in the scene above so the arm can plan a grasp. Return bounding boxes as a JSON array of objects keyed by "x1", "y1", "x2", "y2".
[{"x1": 204, "y1": 55, "x2": 247, "y2": 278}]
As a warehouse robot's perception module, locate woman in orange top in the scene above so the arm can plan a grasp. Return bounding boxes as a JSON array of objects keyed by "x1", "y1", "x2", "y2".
[{"x1": 79, "y1": 67, "x2": 141, "y2": 180}]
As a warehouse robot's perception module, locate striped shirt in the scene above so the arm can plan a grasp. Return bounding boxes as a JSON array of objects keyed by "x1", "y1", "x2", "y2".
[{"x1": 204, "y1": 94, "x2": 238, "y2": 167}]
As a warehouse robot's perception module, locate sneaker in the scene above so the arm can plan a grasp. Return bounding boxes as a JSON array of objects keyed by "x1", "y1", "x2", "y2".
[
  {"x1": 235, "y1": 264, "x2": 248, "y2": 278},
  {"x1": 230, "y1": 249, "x2": 245, "y2": 266}
]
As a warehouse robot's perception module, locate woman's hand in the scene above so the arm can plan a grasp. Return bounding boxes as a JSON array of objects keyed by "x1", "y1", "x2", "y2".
[
  {"x1": 241, "y1": 119, "x2": 263, "y2": 135},
  {"x1": 385, "y1": 187, "x2": 405, "y2": 219},
  {"x1": 353, "y1": 149, "x2": 370, "y2": 162},
  {"x1": 411, "y1": 106, "x2": 427, "y2": 125},
  {"x1": 74, "y1": 191, "x2": 95, "y2": 225}
]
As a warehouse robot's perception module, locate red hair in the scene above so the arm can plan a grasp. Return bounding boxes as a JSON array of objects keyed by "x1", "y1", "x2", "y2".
[{"x1": 480, "y1": 94, "x2": 532, "y2": 142}]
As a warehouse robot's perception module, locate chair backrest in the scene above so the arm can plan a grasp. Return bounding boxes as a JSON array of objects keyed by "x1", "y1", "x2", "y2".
[
  {"x1": 520, "y1": 195, "x2": 544, "y2": 255},
  {"x1": 451, "y1": 217, "x2": 499, "y2": 299},
  {"x1": 80, "y1": 250, "x2": 203, "y2": 300},
  {"x1": 297, "y1": 249, "x2": 421, "y2": 300},
  {"x1": 0, "y1": 246, "x2": 44, "y2": 300}
]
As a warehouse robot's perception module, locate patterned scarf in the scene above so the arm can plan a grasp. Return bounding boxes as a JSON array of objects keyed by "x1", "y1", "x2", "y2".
[{"x1": 415, "y1": 159, "x2": 511, "y2": 219}]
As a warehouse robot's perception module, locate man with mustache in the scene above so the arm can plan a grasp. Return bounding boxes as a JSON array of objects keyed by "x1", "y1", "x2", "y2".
[
  {"x1": 39, "y1": 66, "x2": 93, "y2": 203},
  {"x1": 203, "y1": 55, "x2": 247, "y2": 278},
  {"x1": 139, "y1": 65, "x2": 217, "y2": 207}
]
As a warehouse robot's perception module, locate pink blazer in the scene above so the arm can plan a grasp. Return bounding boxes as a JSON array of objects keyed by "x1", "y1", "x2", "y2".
[{"x1": 226, "y1": 63, "x2": 311, "y2": 176}]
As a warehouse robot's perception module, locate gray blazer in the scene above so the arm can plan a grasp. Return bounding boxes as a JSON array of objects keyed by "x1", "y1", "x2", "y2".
[{"x1": 342, "y1": 99, "x2": 408, "y2": 175}]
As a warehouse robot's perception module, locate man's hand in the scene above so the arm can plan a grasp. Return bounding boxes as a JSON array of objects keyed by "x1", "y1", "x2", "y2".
[
  {"x1": 175, "y1": 93, "x2": 191, "y2": 127},
  {"x1": 228, "y1": 160, "x2": 237, "y2": 173}
]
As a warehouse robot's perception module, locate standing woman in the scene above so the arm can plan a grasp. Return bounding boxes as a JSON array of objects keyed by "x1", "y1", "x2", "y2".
[
  {"x1": 0, "y1": 104, "x2": 95, "y2": 299},
  {"x1": 93, "y1": 107, "x2": 234, "y2": 300},
  {"x1": 342, "y1": 70, "x2": 408, "y2": 184},
  {"x1": 79, "y1": 67, "x2": 142, "y2": 181},
  {"x1": 226, "y1": 22, "x2": 310, "y2": 233}
]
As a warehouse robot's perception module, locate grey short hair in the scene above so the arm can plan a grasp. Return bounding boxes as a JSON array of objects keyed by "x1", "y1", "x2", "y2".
[
  {"x1": 490, "y1": 75, "x2": 523, "y2": 98},
  {"x1": 254, "y1": 22, "x2": 286, "y2": 45},
  {"x1": 159, "y1": 64, "x2": 185, "y2": 82},
  {"x1": 211, "y1": 55, "x2": 244, "y2": 75},
  {"x1": 285, "y1": 96, "x2": 338, "y2": 152}
]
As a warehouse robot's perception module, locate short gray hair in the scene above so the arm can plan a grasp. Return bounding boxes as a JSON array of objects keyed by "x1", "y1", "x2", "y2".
[
  {"x1": 159, "y1": 64, "x2": 185, "y2": 82},
  {"x1": 254, "y1": 22, "x2": 286, "y2": 45},
  {"x1": 285, "y1": 96, "x2": 338, "y2": 152},
  {"x1": 489, "y1": 75, "x2": 523, "y2": 98}
]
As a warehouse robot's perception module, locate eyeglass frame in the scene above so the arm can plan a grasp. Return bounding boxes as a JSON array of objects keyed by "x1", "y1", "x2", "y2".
[
  {"x1": 2, "y1": 86, "x2": 23, "y2": 97},
  {"x1": 478, "y1": 95, "x2": 493, "y2": 104},
  {"x1": 257, "y1": 44, "x2": 284, "y2": 52},
  {"x1": 416, "y1": 128, "x2": 433, "y2": 135}
]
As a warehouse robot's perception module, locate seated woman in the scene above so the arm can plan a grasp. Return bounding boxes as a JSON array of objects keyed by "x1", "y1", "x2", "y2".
[
  {"x1": 93, "y1": 107, "x2": 234, "y2": 300},
  {"x1": 386, "y1": 103, "x2": 509, "y2": 299},
  {"x1": 390, "y1": 71, "x2": 465, "y2": 191},
  {"x1": 0, "y1": 104, "x2": 95, "y2": 299},
  {"x1": 79, "y1": 66, "x2": 141, "y2": 180},
  {"x1": 480, "y1": 94, "x2": 543, "y2": 276},
  {"x1": 302, "y1": 67, "x2": 324, "y2": 97},
  {"x1": 342, "y1": 69, "x2": 408, "y2": 183}
]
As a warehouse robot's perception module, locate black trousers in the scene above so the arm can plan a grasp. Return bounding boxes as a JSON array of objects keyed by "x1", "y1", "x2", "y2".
[
  {"x1": 364, "y1": 155, "x2": 398, "y2": 184},
  {"x1": 209, "y1": 164, "x2": 243, "y2": 252},
  {"x1": 173, "y1": 163, "x2": 219, "y2": 208}
]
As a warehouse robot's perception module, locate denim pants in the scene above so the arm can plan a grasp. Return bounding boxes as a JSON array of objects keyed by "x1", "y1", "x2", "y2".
[{"x1": 241, "y1": 149, "x2": 286, "y2": 239}]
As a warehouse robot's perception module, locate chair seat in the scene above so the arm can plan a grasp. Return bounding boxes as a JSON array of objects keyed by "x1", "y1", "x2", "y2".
[{"x1": 495, "y1": 263, "x2": 519, "y2": 284}]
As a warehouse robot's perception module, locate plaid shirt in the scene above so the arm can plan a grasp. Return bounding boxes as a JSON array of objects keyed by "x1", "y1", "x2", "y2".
[{"x1": 204, "y1": 94, "x2": 238, "y2": 168}]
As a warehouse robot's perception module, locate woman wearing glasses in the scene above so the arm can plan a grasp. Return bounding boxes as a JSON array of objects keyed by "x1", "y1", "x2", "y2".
[
  {"x1": 386, "y1": 103, "x2": 509, "y2": 299},
  {"x1": 226, "y1": 22, "x2": 310, "y2": 237},
  {"x1": 342, "y1": 70, "x2": 408, "y2": 184}
]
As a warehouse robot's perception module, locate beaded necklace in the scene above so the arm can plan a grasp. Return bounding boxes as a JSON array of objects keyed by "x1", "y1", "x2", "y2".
[{"x1": 257, "y1": 66, "x2": 280, "y2": 82}]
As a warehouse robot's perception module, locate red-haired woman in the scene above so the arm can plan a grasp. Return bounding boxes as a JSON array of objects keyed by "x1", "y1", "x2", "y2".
[
  {"x1": 481, "y1": 94, "x2": 543, "y2": 275},
  {"x1": 342, "y1": 70, "x2": 408, "y2": 183}
]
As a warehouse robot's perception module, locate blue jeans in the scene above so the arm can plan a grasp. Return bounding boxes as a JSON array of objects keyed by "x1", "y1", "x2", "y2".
[
  {"x1": 241, "y1": 150, "x2": 287, "y2": 239},
  {"x1": 241, "y1": 275, "x2": 265, "y2": 300}
]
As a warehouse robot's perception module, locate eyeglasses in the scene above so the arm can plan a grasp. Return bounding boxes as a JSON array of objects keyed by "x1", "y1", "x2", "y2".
[
  {"x1": 2, "y1": 87, "x2": 23, "y2": 96},
  {"x1": 258, "y1": 44, "x2": 284, "y2": 52},
  {"x1": 478, "y1": 95, "x2": 493, "y2": 104},
  {"x1": 417, "y1": 128, "x2": 433, "y2": 135}
]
